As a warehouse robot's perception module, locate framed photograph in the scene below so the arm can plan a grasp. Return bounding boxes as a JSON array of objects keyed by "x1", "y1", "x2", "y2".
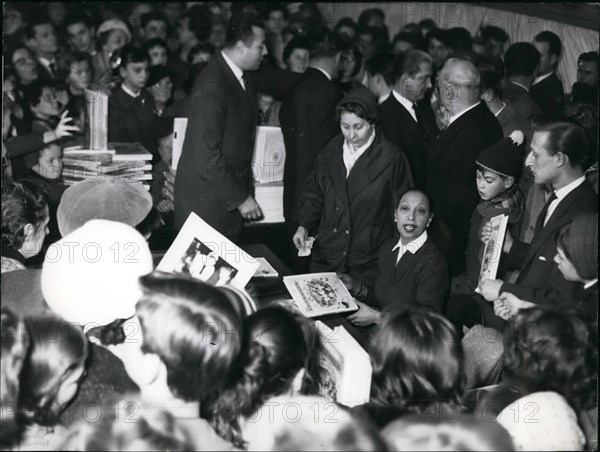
[
  {"x1": 283, "y1": 273, "x2": 358, "y2": 318},
  {"x1": 157, "y1": 212, "x2": 260, "y2": 289},
  {"x1": 477, "y1": 214, "x2": 509, "y2": 291}
]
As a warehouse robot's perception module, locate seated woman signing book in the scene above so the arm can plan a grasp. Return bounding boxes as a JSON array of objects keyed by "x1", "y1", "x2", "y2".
[{"x1": 339, "y1": 188, "x2": 449, "y2": 327}]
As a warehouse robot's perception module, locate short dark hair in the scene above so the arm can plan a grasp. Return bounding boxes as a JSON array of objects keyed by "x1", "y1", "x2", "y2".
[
  {"x1": 25, "y1": 79, "x2": 59, "y2": 109},
  {"x1": 503, "y1": 307, "x2": 597, "y2": 412},
  {"x1": 365, "y1": 52, "x2": 395, "y2": 87},
  {"x1": 141, "y1": 10, "x2": 167, "y2": 30},
  {"x1": 534, "y1": 31, "x2": 562, "y2": 59},
  {"x1": 395, "y1": 187, "x2": 434, "y2": 214},
  {"x1": 504, "y1": 42, "x2": 540, "y2": 77},
  {"x1": 447, "y1": 27, "x2": 472, "y2": 54},
  {"x1": 224, "y1": 12, "x2": 265, "y2": 48},
  {"x1": 335, "y1": 101, "x2": 379, "y2": 125},
  {"x1": 477, "y1": 60, "x2": 504, "y2": 98},
  {"x1": 118, "y1": 45, "x2": 150, "y2": 68},
  {"x1": 58, "y1": 51, "x2": 93, "y2": 82},
  {"x1": 64, "y1": 12, "x2": 94, "y2": 31},
  {"x1": 187, "y1": 4, "x2": 212, "y2": 42},
  {"x1": 578, "y1": 50, "x2": 599, "y2": 64},
  {"x1": 480, "y1": 25, "x2": 509, "y2": 44},
  {"x1": 393, "y1": 49, "x2": 432, "y2": 82},
  {"x1": 532, "y1": 116, "x2": 590, "y2": 167},
  {"x1": 25, "y1": 15, "x2": 53, "y2": 40},
  {"x1": 306, "y1": 29, "x2": 343, "y2": 60},
  {"x1": 283, "y1": 36, "x2": 311, "y2": 64},
  {"x1": 426, "y1": 28, "x2": 451, "y2": 48},
  {"x1": 262, "y1": 3, "x2": 288, "y2": 21},
  {"x1": 358, "y1": 8, "x2": 386, "y2": 27},
  {"x1": 392, "y1": 31, "x2": 424, "y2": 51},
  {"x1": 1, "y1": 182, "x2": 48, "y2": 250},
  {"x1": 143, "y1": 37, "x2": 167, "y2": 53}
]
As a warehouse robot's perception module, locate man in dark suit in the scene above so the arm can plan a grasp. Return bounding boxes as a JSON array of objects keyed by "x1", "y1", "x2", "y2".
[
  {"x1": 531, "y1": 31, "x2": 565, "y2": 116},
  {"x1": 479, "y1": 119, "x2": 598, "y2": 306},
  {"x1": 174, "y1": 13, "x2": 266, "y2": 242},
  {"x1": 26, "y1": 16, "x2": 60, "y2": 83},
  {"x1": 379, "y1": 50, "x2": 435, "y2": 188},
  {"x1": 427, "y1": 58, "x2": 503, "y2": 276},
  {"x1": 279, "y1": 30, "x2": 343, "y2": 270},
  {"x1": 502, "y1": 43, "x2": 542, "y2": 124}
]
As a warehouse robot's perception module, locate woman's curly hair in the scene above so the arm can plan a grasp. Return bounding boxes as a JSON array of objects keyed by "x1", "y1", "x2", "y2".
[{"x1": 1, "y1": 182, "x2": 48, "y2": 250}]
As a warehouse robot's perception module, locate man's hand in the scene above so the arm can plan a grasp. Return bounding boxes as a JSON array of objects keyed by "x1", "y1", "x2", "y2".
[
  {"x1": 238, "y1": 195, "x2": 263, "y2": 220},
  {"x1": 293, "y1": 226, "x2": 308, "y2": 250},
  {"x1": 51, "y1": 110, "x2": 80, "y2": 140},
  {"x1": 478, "y1": 278, "x2": 504, "y2": 301},
  {"x1": 347, "y1": 301, "x2": 381, "y2": 327},
  {"x1": 493, "y1": 298, "x2": 513, "y2": 320},
  {"x1": 481, "y1": 220, "x2": 513, "y2": 253},
  {"x1": 497, "y1": 292, "x2": 535, "y2": 318}
]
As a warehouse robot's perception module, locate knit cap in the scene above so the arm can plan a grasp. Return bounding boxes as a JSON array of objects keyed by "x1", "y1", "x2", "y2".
[
  {"x1": 564, "y1": 214, "x2": 598, "y2": 280},
  {"x1": 57, "y1": 180, "x2": 152, "y2": 237},
  {"x1": 476, "y1": 130, "x2": 525, "y2": 179},
  {"x1": 338, "y1": 86, "x2": 380, "y2": 123},
  {"x1": 41, "y1": 219, "x2": 153, "y2": 326}
]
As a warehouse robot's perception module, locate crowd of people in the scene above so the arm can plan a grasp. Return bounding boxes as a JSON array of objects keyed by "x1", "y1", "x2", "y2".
[{"x1": 1, "y1": 2, "x2": 599, "y2": 451}]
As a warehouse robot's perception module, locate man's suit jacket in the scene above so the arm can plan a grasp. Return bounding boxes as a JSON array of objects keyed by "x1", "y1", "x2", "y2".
[
  {"x1": 174, "y1": 52, "x2": 258, "y2": 239},
  {"x1": 501, "y1": 81, "x2": 542, "y2": 123},
  {"x1": 379, "y1": 95, "x2": 434, "y2": 188},
  {"x1": 530, "y1": 72, "x2": 565, "y2": 116},
  {"x1": 279, "y1": 67, "x2": 342, "y2": 222},
  {"x1": 500, "y1": 180, "x2": 598, "y2": 303},
  {"x1": 426, "y1": 102, "x2": 503, "y2": 275}
]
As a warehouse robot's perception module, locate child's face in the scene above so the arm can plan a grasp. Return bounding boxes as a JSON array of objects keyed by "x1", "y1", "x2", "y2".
[
  {"x1": 11, "y1": 48, "x2": 38, "y2": 83},
  {"x1": 32, "y1": 87, "x2": 61, "y2": 118},
  {"x1": 148, "y1": 76, "x2": 172, "y2": 103},
  {"x1": 34, "y1": 144, "x2": 63, "y2": 180},
  {"x1": 120, "y1": 61, "x2": 149, "y2": 91},
  {"x1": 148, "y1": 45, "x2": 168, "y2": 66},
  {"x1": 554, "y1": 246, "x2": 582, "y2": 282},
  {"x1": 395, "y1": 191, "x2": 432, "y2": 243},
  {"x1": 104, "y1": 29, "x2": 128, "y2": 56},
  {"x1": 476, "y1": 168, "x2": 509, "y2": 201},
  {"x1": 68, "y1": 60, "x2": 91, "y2": 91}
]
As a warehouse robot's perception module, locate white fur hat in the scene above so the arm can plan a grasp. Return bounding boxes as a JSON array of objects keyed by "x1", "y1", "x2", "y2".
[{"x1": 41, "y1": 219, "x2": 153, "y2": 327}]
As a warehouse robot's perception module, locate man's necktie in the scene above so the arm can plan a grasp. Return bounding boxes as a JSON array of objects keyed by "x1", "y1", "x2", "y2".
[
  {"x1": 534, "y1": 192, "x2": 557, "y2": 234},
  {"x1": 49, "y1": 61, "x2": 57, "y2": 78}
]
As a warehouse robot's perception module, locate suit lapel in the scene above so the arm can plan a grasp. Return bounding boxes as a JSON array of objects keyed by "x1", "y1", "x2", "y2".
[{"x1": 346, "y1": 135, "x2": 394, "y2": 202}]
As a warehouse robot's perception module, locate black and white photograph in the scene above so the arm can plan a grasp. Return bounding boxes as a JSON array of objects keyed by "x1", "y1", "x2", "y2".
[{"x1": 1, "y1": 1, "x2": 598, "y2": 451}]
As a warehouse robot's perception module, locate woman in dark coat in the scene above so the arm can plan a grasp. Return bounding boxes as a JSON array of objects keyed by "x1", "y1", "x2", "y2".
[{"x1": 293, "y1": 87, "x2": 414, "y2": 287}]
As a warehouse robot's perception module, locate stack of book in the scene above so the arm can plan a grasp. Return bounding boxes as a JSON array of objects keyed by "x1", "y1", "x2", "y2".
[
  {"x1": 62, "y1": 142, "x2": 153, "y2": 189},
  {"x1": 252, "y1": 126, "x2": 285, "y2": 224}
]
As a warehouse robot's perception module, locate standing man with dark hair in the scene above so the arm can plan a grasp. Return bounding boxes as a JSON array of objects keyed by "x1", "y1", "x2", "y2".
[
  {"x1": 279, "y1": 30, "x2": 343, "y2": 271},
  {"x1": 65, "y1": 13, "x2": 96, "y2": 56},
  {"x1": 174, "y1": 13, "x2": 267, "y2": 242},
  {"x1": 531, "y1": 31, "x2": 565, "y2": 116},
  {"x1": 502, "y1": 43, "x2": 542, "y2": 123},
  {"x1": 379, "y1": 50, "x2": 434, "y2": 188},
  {"x1": 25, "y1": 16, "x2": 60, "y2": 83},
  {"x1": 576, "y1": 51, "x2": 599, "y2": 88}
]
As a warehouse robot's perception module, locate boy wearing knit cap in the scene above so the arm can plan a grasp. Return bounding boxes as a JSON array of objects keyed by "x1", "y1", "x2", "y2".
[{"x1": 447, "y1": 132, "x2": 525, "y2": 329}]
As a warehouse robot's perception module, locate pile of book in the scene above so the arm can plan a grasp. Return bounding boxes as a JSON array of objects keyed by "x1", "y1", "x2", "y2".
[
  {"x1": 62, "y1": 142, "x2": 153, "y2": 190},
  {"x1": 252, "y1": 126, "x2": 285, "y2": 224}
]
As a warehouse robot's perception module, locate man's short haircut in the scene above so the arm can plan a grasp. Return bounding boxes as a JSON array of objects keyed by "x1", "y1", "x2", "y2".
[
  {"x1": 477, "y1": 57, "x2": 505, "y2": 97},
  {"x1": 578, "y1": 51, "x2": 599, "y2": 64},
  {"x1": 504, "y1": 42, "x2": 541, "y2": 77},
  {"x1": 187, "y1": 4, "x2": 212, "y2": 42},
  {"x1": 118, "y1": 45, "x2": 150, "y2": 68},
  {"x1": 141, "y1": 10, "x2": 167, "y2": 30},
  {"x1": 143, "y1": 38, "x2": 168, "y2": 53},
  {"x1": 392, "y1": 31, "x2": 424, "y2": 50},
  {"x1": 306, "y1": 29, "x2": 343, "y2": 60},
  {"x1": 64, "y1": 12, "x2": 94, "y2": 31},
  {"x1": 480, "y1": 25, "x2": 509, "y2": 44},
  {"x1": 282, "y1": 36, "x2": 311, "y2": 64},
  {"x1": 426, "y1": 28, "x2": 451, "y2": 48},
  {"x1": 365, "y1": 52, "x2": 395, "y2": 87},
  {"x1": 358, "y1": 8, "x2": 386, "y2": 27},
  {"x1": 224, "y1": 11, "x2": 265, "y2": 48},
  {"x1": 447, "y1": 27, "x2": 472, "y2": 54},
  {"x1": 25, "y1": 15, "x2": 53, "y2": 40},
  {"x1": 534, "y1": 31, "x2": 562, "y2": 59},
  {"x1": 262, "y1": 3, "x2": 288, "y2": 20},
  {"x1": 532, "y1": 116, "x2": 590, "y2": 167},
  {"x1": 393, "y1": 49, "x2": 432, "y2": 82}
]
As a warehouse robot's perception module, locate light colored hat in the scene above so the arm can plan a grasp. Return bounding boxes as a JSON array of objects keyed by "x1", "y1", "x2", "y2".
[
  {"x1": 57, "y1": 180, "x2": 152, "y2": 237},
  {"x1": 41, "y1": 219, "x2": 153, "y2": 326},
  {"x1": 96, "y1": 19, "x2": 132, "y2": 43}
]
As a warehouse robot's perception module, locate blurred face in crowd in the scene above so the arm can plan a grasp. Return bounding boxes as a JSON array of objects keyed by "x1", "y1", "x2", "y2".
[
  {"x1": 266, "y1": 10, "x2": 287, "y2": 35},
  {"x1": 577, "y1": 60, "x2": 599, "y2": 88},
  {"x1": 161, "y1": 3, "x2": 183, "y2": 27},
  {"x1": 209, "y1": 22, "x2": 227, "y2": 50},
  {"x1": 30, "y1": 23, "x2": 58, "y2": 57},
  {"x1": 103, "y1": 29, "x2": 129, "y2": 57},
  {"x1": 148, "y1": 45, "x2": 168, "y2": 66},
  {"x1": 358, "y1": 33, "x2": 376, "y2": 60},
  {"x1": 534, "y1": 40, "x2": 556, "y2": 76},
  {"x1": 428, "y1": 37, "x2": 450, "y2": 69},
  {"x1": 67, "y1": 22, "x2": 95, "y2": 53},
  {"x1": 4, "y1": 7, "x2": 23, "y2": 35},
  {"x1": 128, "y1": 3, "x2": 153, "y2": 30},
  {"x1": 337, "y1": 25, "x2": 356, "y2": 43},
  {"x1": 144, "y1": 19, "x2": 168, "y2": 41},
  {"x1": 554, "y1": 246, "x2": 583, "y2": 282},
  {"x1": 148, "y1": 76, "x2": 173, "y2": 103},
  {"x1": 120, "y1": 60, "x2": 149, "y2": 92},
  {"x1": 68, "y1": 60, "x2": 92, "y2": 92},
  {"x1": 339, "y1": 49, "x2": 357, "y2": 80},
  {"x1": 33, "y1": 144, "x2": 63, "y2": 180},
  {"x1": 485, "y1": 38, "x2": 505, "y2": 59},
  {"x1": 525, "y1": 131, "x2": 559, "y2": 185},
  {"x1": 286, "y1": 47, "x2": 309, "y2": 73},
  {"x1": 340, "y1": 111, "x2": 373, "y2": 149},
  {"x1": 12, "y1": 48, "x2": 38, "y2": 84},
  {"x1": 393, "y1": 39, "x2": 413, "y2": 56},
  {"x1": 177, "y1": 18, "x2": 195, "y2": 46},
  {"x1": 31, "y1": 86, "x2": 61, "y2": 119},
  {"x1": 395, "y1": 190, "x2": 433, "y2": 244},
  {"x1": 476, "y1": 168, "x2": 512, "y2": 201},
  {"x1": 238, "y1": 26, "x2": 267, "y2": 71},
  {"x1": 403, "y1": 62, "x2": 433, "y2": 102}
]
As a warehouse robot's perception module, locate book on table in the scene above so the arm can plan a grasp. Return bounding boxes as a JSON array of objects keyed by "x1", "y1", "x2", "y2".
[{"x1": 314, "y1": 321, "x2": 372, "y2": 408}]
